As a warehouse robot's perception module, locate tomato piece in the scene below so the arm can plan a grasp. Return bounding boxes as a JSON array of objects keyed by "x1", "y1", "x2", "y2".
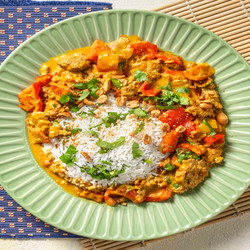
[
  {"x1": 140, "y1": 81, "x2": 160, "y2": 96},
  {"x1": 164, "y1": 69, "x2": 185, "y2": 78},
  {"x1": 183, "y1": 121, "x2": 198, "y2": 136},
  {"x1": 159, "y1": 106, "x2": 192, "y2": 129},
  {"x1": 183, "y1": 63, "x2": 215, "y2": 81},
  {"x1": 155, "y1": 52, "x2": 182, "y2": 65},
  {"x1": 145, "y1": 187, "x2": 172, "y2": 202},
  {"x1": 161, "y1": 130, "x2": 180, "y2": 153},
  {"x1": 18, "y1": 83, "x2": 43, "y2": 112},
  {"x1": 87, "y1": 40, "x2": 110, "y2": 61},
  {"x1": 130, "y1": 41, "x2": 158, "y2": 59},
  {"x1": 35, "y1": 74, "x2": 52, "y2": 86},
  {"x1": 204, "y1": 134, "x2": 225, "y2": 146},
  {"x1": 179, "y1": 143, "x2": 206, "y2": 156}
]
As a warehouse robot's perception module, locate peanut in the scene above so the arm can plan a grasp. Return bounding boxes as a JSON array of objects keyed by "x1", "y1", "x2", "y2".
[
  {"x1": 217, "y1": 112, "x2": 228, "y2": 125},
  {"x1": 143, "y1": 133, "x2": 152, "y2": 145},
  {"x1": 57, "y1": 112, "x2": 72, "y2": 117},
  {"x1": 176, "y1": 125, "x2": 186, "y2": 133},
  {"x1": 97, "y1": 95, "x2": 108, "y2": 104},
  {"x1": 84, "y1": 98, "x2": 95, "y2": 106},
  {"x1": 129, "y1": 131, "x2": 135, "y2": 137},
  {"x1": 160, "y1": 123, "x2": 170, "y2": 132},
  {"x1": 81, "y1": 151, "x2": 92, "y2": 162},
  {"x1": 200, "y1": 103, "x2": 213, "y2": 109},
  {"x1": 115, "y1": 96, "x2": 127, "y2": 106},
  {"x1": 126, "y1": 100, "x2": 139, "y2": 108},
  {"x1": 103, "y1": 80, "x2": 111, "y2": 93},
  {"x1": 151, "y1": 110, "x2": 161, "y2": 117},
  {"x1": 147, "y1": 105, "x2": 156, "y2": 112}
]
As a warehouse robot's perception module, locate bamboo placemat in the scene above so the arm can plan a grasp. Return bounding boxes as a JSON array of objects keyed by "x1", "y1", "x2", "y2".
[{"x1": 82, "y1": 1, "x2": 250, "y2": 249}]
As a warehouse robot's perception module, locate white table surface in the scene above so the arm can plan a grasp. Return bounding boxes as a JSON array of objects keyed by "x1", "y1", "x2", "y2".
[{"x1": 0, "y1": 1, "x2": 249, "y2": 250}]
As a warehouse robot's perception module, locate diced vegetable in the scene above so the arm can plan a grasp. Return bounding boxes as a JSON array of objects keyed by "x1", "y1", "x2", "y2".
[
  {"x1": 35, "y1": 74, "x2": 52, "y2": 86},
  {"x1": 51, "y1": 83, "x2": 70, "y2": 98},
  {"x1": 183, "y1": 63, "x2": 215, "y2": 81},
  {"x1": 204, "y1": 134, "x2": 225, "y2": 146},
  {"x1": 161, "y1": 130, "x2": 180, "y2": 153},
  {"x1": 140, "y1": 81, "x2": 160, "y2": 96},
  {"x1": 145, "y1": 187, "x2": 172, "y2": 202},
  {"x1": 158, "y1": 106, "x2": 192, "y2": 129},
  {"x1": 155, "y1": 51, "x2": 182, "y2": 65},
  {"x1": 97, "y1": 51, "x2": 120, "y2": 72},
  {"x1": 130, "y1": 41, "x2": 158, "y2": 59},
  {"x1": 183, "y1": 121, "x2": 198, "y2": 136},
  {"x1": 179, "y1": 143, "x2": 206, "y2": 156},
  {"x1": 87, "y1": 39, "x2": 110, "y2": 61}
]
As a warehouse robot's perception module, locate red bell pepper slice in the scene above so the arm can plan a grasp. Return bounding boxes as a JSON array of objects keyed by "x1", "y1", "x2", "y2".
[
  {"x1": 35, "y1": 74, "x2": 52, "y2": 86},
  {"x1": 155, "y1": 52, "x2": 182, "y2": 65},
  {"x1": 87, "y1": 40, "x2": 110, "y2": 61},
  {"x1": 140, "y1": 81, "x2": 160, "y2": 96},
  {"x1": 145, "y1": 187, "x2": 172, "y2": 202},
  {"x1": 183, "y1": 121, "x2": 198, "y2": 136},
  {"x1": 204, "y1": 134, "x2": 225, "y2": 146},
  {"x1": 179, "y1": 143, "x2": 206, "y2": 156},
  {"x1": 159, "y1": 106, "x2": 192, "y2": 129},
  {"x1": 130, "y1": 41, "x2": 158, "y2": 59},
  {"x1": 161, "y1": 130, "x2": 180, "y2": 153}
]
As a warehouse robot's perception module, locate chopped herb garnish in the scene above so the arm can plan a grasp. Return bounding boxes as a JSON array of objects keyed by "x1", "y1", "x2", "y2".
[
  {"x1": 163, "y1": 164, "x2": 176, "y2": 171},
  {"x1": 179, "y1": 96, "x2": 189, "y2": 105},
  {"x1": 100, "y1": 160, "x2": 112, "y2": 165},
  {"x1": 132, "y1": 142, "x2": 143, "y2": 159},
  {"x1": 71, "y1": 128, "x2": 82, "y2": 135},
  {"x1": 59, "y1": 94, "x2": 70, "y2": 104},
  {"x1": 74, "y1": 77, "x2": 99, "y2": 99},
  {"x1": 134, "y1": 70, "x2": 149, "y2": 82},
  {"x1": 144, "y1": 158, "x2": 152, "y2": 164},
  {"x1": 176, "y1": 86, "x2": 189, "y2": 93},
  {"x1": 79, "y1": 109, "x2": 96, "y2": 118},
  {"x1": 59, "y1": 145, "x2": 77, "y2": 166},
  {"x1": 173, "y1": 183, "x2": 179, "y2": 188},
  {"x1": 202, "y1": 120, "x2": 216, "y2": 137},
  {"x1": 111, "y1": 78, "x2": 123, "y2": 89},
  {"x1": 187, "y1": 138, "x2": 195, "y2": 145},
  {"x1": 53, "y1": 104, "x2": 56, "y2": 108},
  {"x1": 129, "y1": 108, "x2": 148, "y2": 118},
  {"x1": 81, "y1": 163, "x2": 129, "y2": 180},
  {"x1": 53, "y1": 119, "x2": 59, "y2": 125},
  {"x1": 83, "y1": 130, "x2": 99, "y2": 137},
  {"x1": 97, "y1": 136, "x2": 125, "y2": 154},
  {"x1": 176, "y1": 148, "x2": 200, "y2": 163},
  {"x1": 118, "y1": 61, "x2": 125, "y2": 71},
  {"x1": 161, "y1": 83, "x2": 172, "y2": 91},
  {"x1": 69, "y1": 106, "x2": 80, "y2": 112},
  {"x1": 134, "y1": 121, "x2": 145, "y2": 134},
  {"x1": 156, "y1": 105, "x2": 178, "y2": 110},
  {"x1": 167, "y1": 177, "x2": 171, "y2": 184},
  {"x1": 78, "y1": 90, "x2": 90, "y2": 100}
]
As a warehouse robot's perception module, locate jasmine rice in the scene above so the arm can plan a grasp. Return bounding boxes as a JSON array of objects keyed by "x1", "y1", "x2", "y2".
[{"x1": 43, "y1": 93, "x2": 168, "y2": 188}]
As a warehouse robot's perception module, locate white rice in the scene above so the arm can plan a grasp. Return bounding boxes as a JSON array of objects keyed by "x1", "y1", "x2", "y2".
[{"x1": 43, "y1": 93, "x2": 169, "y2": 188}]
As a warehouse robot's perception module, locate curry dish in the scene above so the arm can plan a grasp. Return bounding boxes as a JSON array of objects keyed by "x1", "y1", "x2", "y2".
[{"x1": 18, "y1": 35, "x2": 228, "y2": 206}]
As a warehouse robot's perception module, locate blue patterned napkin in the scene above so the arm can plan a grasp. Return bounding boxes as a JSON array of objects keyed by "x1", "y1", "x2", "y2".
[{"x1": 0, "y1": 0, "x2": 112, "y2": 238}]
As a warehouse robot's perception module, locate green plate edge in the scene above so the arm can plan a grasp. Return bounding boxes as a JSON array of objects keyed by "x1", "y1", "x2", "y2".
[{"x1": 0, "y1": 10, "x2": 249, "y2": 241}]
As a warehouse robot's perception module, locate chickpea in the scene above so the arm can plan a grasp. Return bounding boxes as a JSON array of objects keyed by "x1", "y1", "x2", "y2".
[{"x1": 217, "y1": 112, "x2": 228, "y2": 125}]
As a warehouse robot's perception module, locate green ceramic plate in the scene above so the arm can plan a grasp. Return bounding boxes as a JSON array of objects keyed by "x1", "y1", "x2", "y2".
[{"x1": 0, "y1": 10, "x2": 249, "y2": 241}]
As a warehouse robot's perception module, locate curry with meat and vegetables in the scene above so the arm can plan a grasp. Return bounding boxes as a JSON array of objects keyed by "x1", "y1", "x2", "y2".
[{"x1": 18, "y1": 35, "x2": 228, "y2": 206}]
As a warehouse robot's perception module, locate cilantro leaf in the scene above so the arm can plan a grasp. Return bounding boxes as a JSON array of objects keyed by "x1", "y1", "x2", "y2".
[
  {"x1": 173, "y1": 183, "x2": 179, "y2": 188},
  {"x1": 161, "y1": 83, "x2": 172, "y2": 91},
  {"x1": 118, "y1": 61, "x2": 125, "y2": 71},
  {"x1": 59, "y1": 95, "x2": 70, "y2": 104},
  {"x1": 167, "y1": 177, "x2": 171, "y2": 184},
  {"x1": 176, "y1": 148, "x2": 200, "y2": 163},
  {"x1": 78, "y1": 90, "x2": 90, "y2": 100},
  {"x1": 75, "y1": 78, "x2": 99, "y2": 99},
  {"x1": 83, "y1": 130, "x2": 99, "y2": 137},
  {"x1": 163, "y1": 164, "x2": 176, "y2": 171},
  {"x1": 176, "y1": 86, "x2": 189, "y2": 93},
  {"x1": 71, "y1": 128, "x2": 82, "y2": 135},
  {"x1": 132, "y1": 142, "x2": 143, "y2": 159},
  {"x1": 69, "y1": 106, "x2": 80, "y2": 112},
  {"x1": 144, "y1": 158, "x2": 152, "y2": 164},
  {"x1": 59, "y1": 145, "x2": 77, "y2": 166},
  {"x1": 179, "y1": 96, "x2": 189, "y2": 105},
  {"x1": 97, "y1": 136, "x2": 125, "y2": 154},
  {"x1": 134, "y1": 121, "x2": 145, "y2": 134},
  {"x1": 156, "y1": 105, "x2": 178, "y2": 110},
  {"x1": 203, "y1": 120, "x2": 216, "y2": 137},
  {"x1": 134, "y1": 70, "x2": 149, "y2": 82},
  {"x1": 53, "y1": 119, "x2": 59, "y2": 125},
  {"x1": 129, "y1": 108, "x2": 148, "y2": 118},
  {"x1": 111, "y1": 78, "x2": 123, "y2": 89},
  {"x1": 100, "y1": 160, "x2": 112, "y2": 165}
]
